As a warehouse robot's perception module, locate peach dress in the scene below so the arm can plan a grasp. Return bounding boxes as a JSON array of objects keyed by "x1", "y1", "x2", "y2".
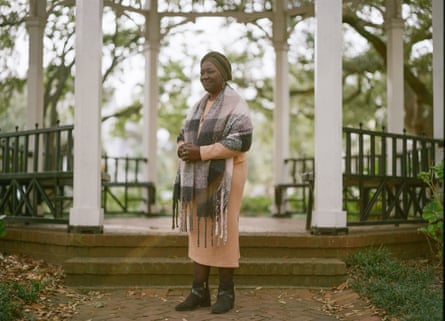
[
  {"x1": 176, "y1": 88, "x2": 251, "y2": 268},
  {"x1": 188, "y1": 144, "x2": 247, "y2": 268}
]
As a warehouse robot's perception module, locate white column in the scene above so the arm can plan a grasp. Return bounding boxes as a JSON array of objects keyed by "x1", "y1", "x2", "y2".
[
  {"x1": 311, "y1": 0, "x2": 346, "y2": 232},
  {"x1": 432, "y1": 0, "x2": 444, "y2": 145},
  {"x1": 272, "y1": 0, "x2": 289, "y2": 187},
  {"x1": 386, "y1": 0, "x2": 404, "y2": 134},
  {"x1": 142, "y1": 0, "x2": 160, "y2": 213},
  {"x1": 69, "y1": 0, "x2": 104, "y2": 233},
  {"x1": 26, "y1": 0, "x2": 46, "y2": 129}
]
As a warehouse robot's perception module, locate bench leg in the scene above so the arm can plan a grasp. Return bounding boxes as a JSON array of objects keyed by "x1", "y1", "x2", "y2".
[
  {"x1": 305, "y1": 184, "x2": 313, "y2": 230},
  {"x1": 274, "y1": 187, "x2": 285, "y2": 216}
]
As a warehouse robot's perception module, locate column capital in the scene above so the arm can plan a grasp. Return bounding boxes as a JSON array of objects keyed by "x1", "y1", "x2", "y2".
[
  {"x1": 144, "y1": 42, "x2": 161, "y2": 53},
  {"x1": 25, "y1": 15, "x2": 46, "y2": 29},
  {"x1": 273, "y1": 40, "x2": 289, "y2": 52},
  {"x1": 385, "y1": 17, "x2": 404, "y2": 30}
]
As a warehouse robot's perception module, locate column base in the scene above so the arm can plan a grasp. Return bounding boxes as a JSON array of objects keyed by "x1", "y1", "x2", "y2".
[
  {"x1": 311, "y1": 227, "x2": 348, "y2": 235},
  {"x1": 69, "y1": 207, "x2": 104, "y2": 232},
  {"x1": 68, "y1": 225, "x2": 103, "y2": 234}
]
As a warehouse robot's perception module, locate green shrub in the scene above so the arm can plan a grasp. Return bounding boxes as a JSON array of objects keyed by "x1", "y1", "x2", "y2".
[
  {"x1": 0, "y1": 215, "x2": 6, "y2": 237},
  {"x1": 241, "y1": 196, "x2": 271, "y2": 216},
  {"x1": 418, "y1": 161, "x2": 443, "y2": 261},
  {"x1": 0, "y1": 280, "x2": 42, "y2": 321},
  {"x1": 348, "y1": 247, "x2": 443, "y2": 321}
]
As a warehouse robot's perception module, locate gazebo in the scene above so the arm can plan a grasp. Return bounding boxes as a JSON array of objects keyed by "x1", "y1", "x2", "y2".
[{"x1": 23, "y1": 0, "x2": 444, "y2": 233}]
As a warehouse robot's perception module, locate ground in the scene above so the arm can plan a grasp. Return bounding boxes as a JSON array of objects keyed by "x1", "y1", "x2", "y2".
[{"x1": 1, "y1": 252, "x2": 441, "y2": 321}]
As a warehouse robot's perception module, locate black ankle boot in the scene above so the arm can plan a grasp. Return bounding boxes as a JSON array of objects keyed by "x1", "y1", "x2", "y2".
[
  {"x1": 211, "y1": 287, "x2": 235, "y2": 314},
  {"x1": 175, "y1": 284, "x2": 211, "y2": 311}
]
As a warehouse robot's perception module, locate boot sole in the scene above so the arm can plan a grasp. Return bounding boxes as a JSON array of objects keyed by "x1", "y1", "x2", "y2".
[
  {"x1": 175, "y1": 302, "x2": 211, "y2": 311},
  {"x1": 211, "y1": 304, "x2": 234, "y2": 314}
]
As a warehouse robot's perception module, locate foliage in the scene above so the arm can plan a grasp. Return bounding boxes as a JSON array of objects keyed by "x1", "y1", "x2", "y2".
[
  {"x1": 348, "y1": 247, "x2": 443, "y2": 321},
  {"x1": 0, "y1": 0, "x2": 27, "y2": 127},
  {"x1": 240, "y1": 196, "x2": 272, "y2": 217},
  {"x1": 418, "y1": 161, "x2": 444, "y2": 261},
  {"x1": 0, "y1": 215, "x2": 5, "y2": 237},
  {"x1": 0, "y1": 280, "x2": 42, "y2": 321},
  {"x1": 342, "y1": 0, "x2": 433, "y2": 135}
]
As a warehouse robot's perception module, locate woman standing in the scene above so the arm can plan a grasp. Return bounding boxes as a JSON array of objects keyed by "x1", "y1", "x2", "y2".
[{"x1": 173, "y1": 51, "x2": 253, "y2": 314}]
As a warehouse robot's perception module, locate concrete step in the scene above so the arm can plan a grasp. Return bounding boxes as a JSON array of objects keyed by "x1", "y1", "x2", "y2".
[{"x1": 64, "y1": 256, "x2": 346, "y2": 288}]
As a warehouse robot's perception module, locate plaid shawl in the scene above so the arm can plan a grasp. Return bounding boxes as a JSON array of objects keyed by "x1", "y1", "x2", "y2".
[{"x1": 173, "y1": 85, "x2": 253, "y2": 246}]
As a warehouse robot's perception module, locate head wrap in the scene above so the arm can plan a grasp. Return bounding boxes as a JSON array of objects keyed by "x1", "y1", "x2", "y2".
[{"x1": 200, "y1": 51, "x2": 232, "y2": 81}]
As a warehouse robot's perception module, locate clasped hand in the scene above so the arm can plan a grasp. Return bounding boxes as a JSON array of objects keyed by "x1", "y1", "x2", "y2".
[{"x1": 178, "y1": 143, "x2": 201, "y2": 162}]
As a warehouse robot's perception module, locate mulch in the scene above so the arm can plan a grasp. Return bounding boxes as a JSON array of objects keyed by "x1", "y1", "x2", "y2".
[{"x1": 0, "y1": 252, "x2": 87, "y2": 320}]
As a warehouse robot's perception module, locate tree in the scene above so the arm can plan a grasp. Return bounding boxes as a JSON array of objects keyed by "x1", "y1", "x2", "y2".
[
  {"x1": 341, "y1": 0, "x2": 433, "y2": 135},
  {"x1": 0, "y1": 0, "x2": 27, "y2": 130}
]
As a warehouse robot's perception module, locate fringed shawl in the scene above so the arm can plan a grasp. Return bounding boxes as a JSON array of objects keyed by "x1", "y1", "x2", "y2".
[{"x1": 172, "y1": 85, "x2": 253, "y2": 247}]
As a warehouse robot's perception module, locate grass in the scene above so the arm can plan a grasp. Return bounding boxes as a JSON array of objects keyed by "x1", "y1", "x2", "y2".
[{"x1": 347, "y1": 247, "x2": 443, "y2": 321}]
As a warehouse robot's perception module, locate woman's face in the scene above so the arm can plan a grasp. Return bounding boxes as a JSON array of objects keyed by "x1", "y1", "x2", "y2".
[{"x1": 200, "y1": 60, "x2": 224, "y2": 95}]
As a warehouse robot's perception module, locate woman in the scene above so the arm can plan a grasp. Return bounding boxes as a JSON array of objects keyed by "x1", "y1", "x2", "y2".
[{"x1": 173, "y1": 51, "x2": 253, "y2": 314}]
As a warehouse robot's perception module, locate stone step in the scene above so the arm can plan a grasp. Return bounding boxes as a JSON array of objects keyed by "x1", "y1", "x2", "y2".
[{"x1": 64, "y1": 256, "x2": 346, "y2": 288}]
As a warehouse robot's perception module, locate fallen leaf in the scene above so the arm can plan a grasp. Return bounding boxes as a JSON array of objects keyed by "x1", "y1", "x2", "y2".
[{"x1": 95, "y1": 301, "x2": 105, "y2": 308}]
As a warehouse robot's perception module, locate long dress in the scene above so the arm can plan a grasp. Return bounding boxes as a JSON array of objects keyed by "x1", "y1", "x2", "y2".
[
  {"x1": 188, "y1": 143, "x2": 247, "y2": 268},
  {"x1": 176, "y1": 87, "x2": 252, "y2": 268}
]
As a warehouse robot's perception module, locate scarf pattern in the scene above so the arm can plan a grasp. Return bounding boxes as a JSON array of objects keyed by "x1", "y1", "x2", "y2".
[{"x1": 173, "y1": 86, "x2": 253, "y2": 247}]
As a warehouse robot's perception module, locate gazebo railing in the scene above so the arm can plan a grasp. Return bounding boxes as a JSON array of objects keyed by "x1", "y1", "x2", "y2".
[
  {"x1": 0, "y1": 124, "x2": 74, "y2": 222},
  {"x1": 101, "y1": 155, "x2": 155, "y2": 216},
  {"x1": 2, "y1": 124, "x2": 442, "y2": 225},
  {"x1": 0, "y1": 125, "x2": 156, "y2": 222},
  {"x1": 343, "y1": 126, "x2": 442, "y2": 225},
  {"x1": 275, "y1": 126, "x2": 443, "y2": 226}
]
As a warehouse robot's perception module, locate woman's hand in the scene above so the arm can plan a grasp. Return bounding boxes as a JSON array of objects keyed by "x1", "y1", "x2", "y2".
[{"x1": 178, "y1": 143, "x2": 201, "y2": 162}]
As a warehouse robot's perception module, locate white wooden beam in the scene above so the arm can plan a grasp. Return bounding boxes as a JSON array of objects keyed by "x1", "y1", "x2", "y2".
[
  {"x1": 432, "y1": 0, "x2": 444, "y2": 143},
  {"x1": 69, "y1": 0, "x2": 104, "y2": 233},
  {"x1": 272, "y1": 0, "x2": 290, "y2": 191},
  {"x1": 142, "y1": 0, "x2": 160, "y2": 214},
  {"x1": 386, "y1": 0, "x2": 404, "y2": 134},
  {"x1": 311, "y1": 0, "x2": 347, "y2": 233},
  {"x1": 26, "y1": 0, "x2": 46, "y2": 129}
]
